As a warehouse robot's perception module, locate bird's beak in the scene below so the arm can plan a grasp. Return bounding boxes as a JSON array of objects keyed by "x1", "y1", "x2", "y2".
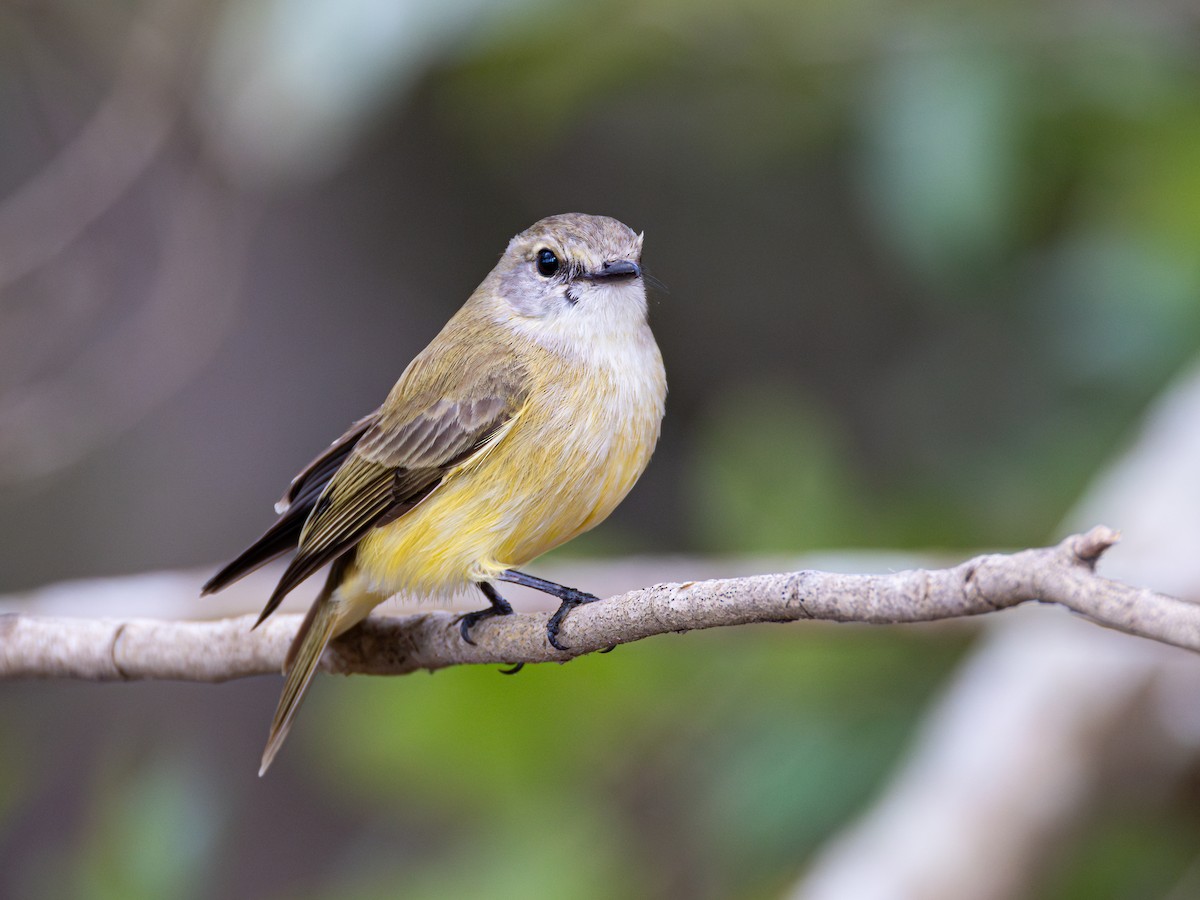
[{"x1": 587, "y1": 259, "x2": 642, "y2": 282}]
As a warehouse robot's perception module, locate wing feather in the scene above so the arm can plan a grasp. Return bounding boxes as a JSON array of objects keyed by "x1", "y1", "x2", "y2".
[
  {"x1": 205, "y1": 317, "x2": 532, "y2": 624},
  {"x1": 278, "y1": 412, "x2": 381, "y2": 513},
  {"x1": 201, "y1": 413, "x2": 379, "y2": 595},
  {"x1": 249, "y1": 364, "x2": 528, "y2": 624}
]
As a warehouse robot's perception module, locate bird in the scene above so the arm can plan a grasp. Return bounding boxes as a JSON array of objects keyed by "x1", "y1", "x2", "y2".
[{"x1": 202, "y1": 213, "x2": 667, "y2": 774}]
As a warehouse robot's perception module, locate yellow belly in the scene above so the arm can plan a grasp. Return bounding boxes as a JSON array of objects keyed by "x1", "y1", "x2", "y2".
[{"x1": 354, "y1": 359, "x2": 663, "y2": 601}]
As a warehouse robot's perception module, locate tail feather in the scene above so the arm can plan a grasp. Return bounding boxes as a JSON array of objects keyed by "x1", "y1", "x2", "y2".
[{"x1": 259, "y1": 592, "x2": 340, "y2": 777}]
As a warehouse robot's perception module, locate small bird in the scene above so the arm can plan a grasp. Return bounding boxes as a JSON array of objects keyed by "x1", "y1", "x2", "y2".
[{"x1": 203, "y1": 213, "x2": 667, "y2": 774}]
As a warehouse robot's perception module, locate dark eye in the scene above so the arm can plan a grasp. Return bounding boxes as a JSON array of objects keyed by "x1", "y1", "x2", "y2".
[{"x1": 535, "y1": 248, "x2": 560, "y2": 278}]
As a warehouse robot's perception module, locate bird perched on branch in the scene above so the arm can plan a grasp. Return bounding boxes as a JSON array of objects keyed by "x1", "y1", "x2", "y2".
[{"x1": 203, "y1": 213, "x2": 667, "y2": 774}]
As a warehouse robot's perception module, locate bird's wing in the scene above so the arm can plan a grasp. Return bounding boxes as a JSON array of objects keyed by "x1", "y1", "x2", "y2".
[
  {"x1": 252, "y1": 372, "x2": 529, "y2": 624},
  {"x1": 278, "y1": 412, "x2": 381, "y2": 513},
  {"x1": 201, "y1": 413, "x2": 379, "y2": 596}
]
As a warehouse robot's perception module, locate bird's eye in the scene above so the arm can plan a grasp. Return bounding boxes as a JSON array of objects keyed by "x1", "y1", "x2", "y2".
[{"x1": 535, "y1": 248, "x2": 560, "y2": 278}]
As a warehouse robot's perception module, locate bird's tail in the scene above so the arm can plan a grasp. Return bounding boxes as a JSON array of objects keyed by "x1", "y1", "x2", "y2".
[{"x1": 259, "y1": 579, "x2": 343, "y2": 777}]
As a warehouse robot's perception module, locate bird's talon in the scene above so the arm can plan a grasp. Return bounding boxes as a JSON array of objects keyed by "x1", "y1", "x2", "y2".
[
  {"x1": 499, "y1": 662, "x2": 524, "y2": 675},
  {"x1": 543, "y1": 590, "x2": 601, "y2": 651},
  {"x1": 455, "y1": 610, "x2": 487, "y2": 645},
  {"x1": 457, "y1": 584, "x2": 514, "y2": 645}
]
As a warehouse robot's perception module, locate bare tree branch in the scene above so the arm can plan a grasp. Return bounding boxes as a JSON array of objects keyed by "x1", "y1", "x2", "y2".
[{"x1": 3, "y1": 525, "x2": 1197, "y2": 682}]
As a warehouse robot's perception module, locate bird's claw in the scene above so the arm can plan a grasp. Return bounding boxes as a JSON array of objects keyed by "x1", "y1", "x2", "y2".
[
  {"x1": 455, "y1": 606, "x2": 509, "y2": 646},
  {"x1": 455, "y1": 610, "x2": 485, "y2": 646},
  {"x1": 545, "y1": 589, "x2": 600, "y2": 651},
  {"x1": 456, "y1": 584, "x2": 515, "y2": 645}
]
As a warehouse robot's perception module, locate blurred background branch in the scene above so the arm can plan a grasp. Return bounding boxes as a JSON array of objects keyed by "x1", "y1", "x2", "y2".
[
  {"x1": 0, "y1": 0, "x2": 254, "y2": 484},
  {"x1": 0, "y1": 0, "x2": 194, "y2": 290},
  {"x1": 792, "y1": 358, "x2": 1200, "y2": 900}
]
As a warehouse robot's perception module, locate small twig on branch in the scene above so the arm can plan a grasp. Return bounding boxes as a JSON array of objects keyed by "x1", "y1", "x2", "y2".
[{"x1": 2, "y1": 525, "x2": 1198, "y2": 683}]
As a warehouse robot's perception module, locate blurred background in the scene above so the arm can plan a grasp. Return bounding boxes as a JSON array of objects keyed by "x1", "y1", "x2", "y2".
[{"x1": 3, "y1": 0, "x2": 1200, "y2": 897}]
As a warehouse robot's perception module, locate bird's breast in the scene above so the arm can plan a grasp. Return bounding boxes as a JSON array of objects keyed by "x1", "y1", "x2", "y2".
[{"x1": 356, "y1": 330, "x2": 665, "y2": 600}]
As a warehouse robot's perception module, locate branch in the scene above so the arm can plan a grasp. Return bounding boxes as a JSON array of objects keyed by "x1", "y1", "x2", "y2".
[{"x1": 4, "y1": 525, "x2": 1198, "y2": 682}]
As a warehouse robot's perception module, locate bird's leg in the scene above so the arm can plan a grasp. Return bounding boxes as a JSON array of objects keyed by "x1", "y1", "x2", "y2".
[
  {"x1": 456, "y1": 582, "x2": 514, "y2": 646},
  {"x1": 498, "y1": 569, "x2": 600, "y2": 651}
]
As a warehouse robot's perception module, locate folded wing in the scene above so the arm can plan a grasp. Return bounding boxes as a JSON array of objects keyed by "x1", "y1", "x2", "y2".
[{"x1": 203, "y1": 370, "x2": 528, "y2": 626}]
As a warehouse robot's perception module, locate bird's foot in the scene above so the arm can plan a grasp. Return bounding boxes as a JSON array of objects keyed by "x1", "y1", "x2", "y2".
[
  {"x1": 495, "y1": 570, "x2": 604, "y2": 651},
  {"x1": 545, "y1": 588, "x2": 600, "y2": 651},
  {"x1": 456, "y1": 583, "x2": 514, "y2": 646}
]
